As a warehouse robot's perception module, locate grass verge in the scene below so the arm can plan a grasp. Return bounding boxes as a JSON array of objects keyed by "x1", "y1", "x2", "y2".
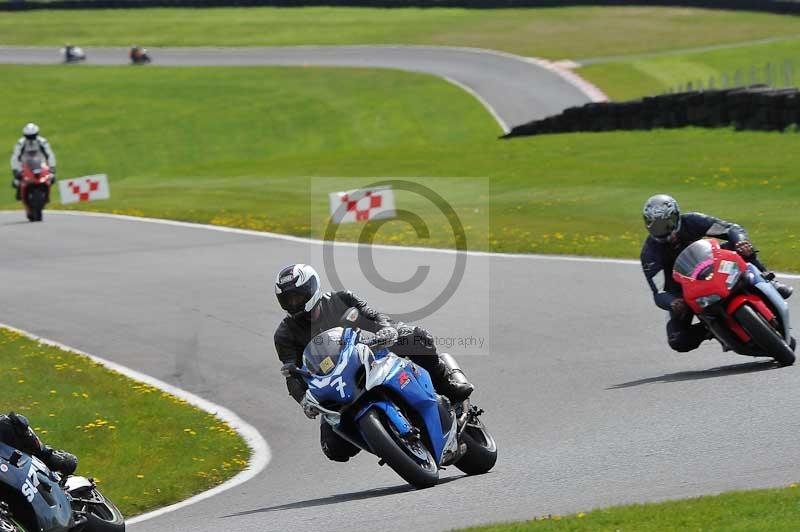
[
  {"x1": 580, "y1": 37, "x2": 800, "y2": 100},
  {"x1": 1, "y1": 7, "x2": 800, "y2": 60},
  {"x1": 458, "y1": 483, "x2": 800, "y2": 531},
  {"x1": 0, "y1": 327, "x2": 250, "y2": 517},
  {"x1": 1, "y1": 65, "x2": 798, "y2": 270}
]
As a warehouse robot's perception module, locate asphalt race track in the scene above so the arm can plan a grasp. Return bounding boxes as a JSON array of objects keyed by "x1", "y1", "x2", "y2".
[
  {"x1": 0, "y1": 45, "x2": 596, "y2": 130},
  {"x1": 1, "y1": 211, "x2": 799, "y2": 531}
]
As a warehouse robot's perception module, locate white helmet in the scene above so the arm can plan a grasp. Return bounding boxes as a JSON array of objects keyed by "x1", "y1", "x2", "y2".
[
  {"x1": 275, "y1": 264, "x2": 322, "y2": 317},
  {"x1": 22, "y1": 123, "x2": 39, "y2": 139}
]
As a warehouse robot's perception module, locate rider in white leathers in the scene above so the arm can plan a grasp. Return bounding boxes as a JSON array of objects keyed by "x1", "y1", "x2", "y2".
[{"x1": 10, "y1": 123, "x2": 57, "y2": 200}]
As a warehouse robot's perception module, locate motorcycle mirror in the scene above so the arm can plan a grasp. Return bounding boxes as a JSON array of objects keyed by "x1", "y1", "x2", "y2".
[{"x1": 341, "y1": 307, "x2": 359, "y2": 323}]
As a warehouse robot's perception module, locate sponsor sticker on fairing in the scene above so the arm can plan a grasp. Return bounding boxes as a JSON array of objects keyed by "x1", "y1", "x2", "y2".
[
  {"x1": 319, "y1": 356, "x2": 335, "y2": 374},
  {"x1": 399, "y1": 371, "x2": 410, "y2": 389},
  {"x1": 719, "y1": 260, "x2": 736, "y2": 274}
]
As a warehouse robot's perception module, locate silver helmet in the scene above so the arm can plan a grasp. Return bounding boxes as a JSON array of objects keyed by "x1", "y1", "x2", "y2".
[{"x1": 643, "y1": 194, "x2": 681, "y2": 242}]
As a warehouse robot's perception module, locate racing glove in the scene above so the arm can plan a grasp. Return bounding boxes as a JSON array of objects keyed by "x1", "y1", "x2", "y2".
[
  {"x1": 300, "y1": 395, "x2": 319, "y2": 419},
  {"x1": 374, "y1": 326, "x2": 398, "y2": 347},
  {"x1": 280, "y1": 362, "x2": 296, "y2": 378},
  {"x1": 44, "y1": 448, "x2": 78, "y2": 476},
  {"x1": 670, "y1": 298, "x2": 689, "y2": 318}
]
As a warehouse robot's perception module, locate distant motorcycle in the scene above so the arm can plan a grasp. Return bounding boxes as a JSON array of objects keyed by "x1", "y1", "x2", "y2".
[
  {"x1": 0, "y1": 442, "x2": 125, "y2": 532},
  {"x1": 673, "y1": 238, "x2": 795, "y2": 365},
  {"x1": 19, "y1": 153, "x2": 53, "y2": 222},
  {"x1": 61, "y1": 46, "x2": 86, "y2": 64},
  {"x1": 286, "y1": 308, "x2": 497, "y2": 488},
  {"x1": 129, "y1": 46, "x2": 151, "y2": 65}
]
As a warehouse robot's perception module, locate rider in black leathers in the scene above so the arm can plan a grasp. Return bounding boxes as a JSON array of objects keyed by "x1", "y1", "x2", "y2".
[
  {"x1": 274, "y1": 263, "x2": 473, "y2": 462},
  {"x1": 0, "y1": 412, "x2": 77, "y2": 476},
  {"x1": 641, "y1": 194, "x2": 793, "y2": 353}
]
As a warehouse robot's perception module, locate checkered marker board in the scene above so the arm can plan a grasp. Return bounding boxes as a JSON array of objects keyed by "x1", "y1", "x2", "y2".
[
  {"x1": 58, "y1": 174, "x2": 110, "y2": 205},
  {"x1": 328, "y1": 186, "x2": 396, "y2": 223}
]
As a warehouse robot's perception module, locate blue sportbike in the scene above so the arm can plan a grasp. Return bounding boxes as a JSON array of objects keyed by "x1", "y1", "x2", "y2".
[{"x1": 287, "y1": 308, "x2": 497, "y2": 488}]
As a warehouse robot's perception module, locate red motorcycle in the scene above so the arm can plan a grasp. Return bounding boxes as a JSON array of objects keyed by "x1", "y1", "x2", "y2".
[
  {"x1": 19, "y1": 154, "x2": 53, "y2": 222},
  {"x1": 673, "y1": 238, "x2": 795, "y2": 366}
]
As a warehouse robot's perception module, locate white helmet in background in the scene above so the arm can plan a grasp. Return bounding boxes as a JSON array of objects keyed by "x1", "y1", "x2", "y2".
[
  {"x1": 22, "y1": 123, "x2": 39, "y2": 139},
  {"x1": 275, "y1": 264, "x2": 322, "y2": 317}
]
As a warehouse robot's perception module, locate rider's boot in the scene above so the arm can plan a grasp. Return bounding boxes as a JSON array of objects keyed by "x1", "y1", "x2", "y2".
[{"x1": 432, "y1": 353, "x2": 474, "y2": 402}]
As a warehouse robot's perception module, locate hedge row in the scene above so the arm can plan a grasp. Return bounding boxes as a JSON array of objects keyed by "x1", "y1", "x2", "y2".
[
  {"x1": 502, "y1": 86, "x2": 800, "y2": 138},
  {"x1": 3, "y1": 0, "x2": 800, "y2": 12}
]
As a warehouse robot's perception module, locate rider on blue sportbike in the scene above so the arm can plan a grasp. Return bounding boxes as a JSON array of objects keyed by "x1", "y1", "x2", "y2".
[{"x1": 273, "y1": 263, "x2": 475, "y2": 463}]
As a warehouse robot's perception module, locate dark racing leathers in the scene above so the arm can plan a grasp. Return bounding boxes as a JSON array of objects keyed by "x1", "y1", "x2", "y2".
[
  {"x1": 0, "y1": 413, "x2": 77, "y2": 476},
  {"x1": 274, "y1": 290, "x2": 460, "y2": 462},
  {"x1": 641, "y1": 212, "x2": 760, "y2": 352}
]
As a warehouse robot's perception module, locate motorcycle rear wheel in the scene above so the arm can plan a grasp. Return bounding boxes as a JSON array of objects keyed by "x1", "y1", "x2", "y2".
[
  {"x1": 735, "y1": 304, "x2": 795, "y2": 366},
  {"x1": 358, "y1": 409, "x2": 438, "y2": 489}
]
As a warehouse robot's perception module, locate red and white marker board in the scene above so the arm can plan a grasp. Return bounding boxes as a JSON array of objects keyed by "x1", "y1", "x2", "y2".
[
  {"x1": 59, "y1": 174, "x2": 110, "y2": 205},
  {"x1": 328, "y1": 186, "x2": 396, "y2": 223}
]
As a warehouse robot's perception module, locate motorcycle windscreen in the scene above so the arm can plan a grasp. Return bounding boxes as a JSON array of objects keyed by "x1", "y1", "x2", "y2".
[
  {"x1": 303, "y1": 327, "x2": 345, "y2": 376},
  {"x1": 674, "y1": 239, "x2": 715, "y2": 280}
]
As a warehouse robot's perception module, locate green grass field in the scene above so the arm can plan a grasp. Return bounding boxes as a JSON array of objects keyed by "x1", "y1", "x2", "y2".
[
  {"x1": 0, "y1": 327, "x2": 250, "y2": 517},
  {"x1": 2, "y1": 6, "x2": 800, "y2": 60},
  {"x1": 3, "y1": 6, "x2": 799, "y2": 101},
  {"x1": 459, "y1": 483, "x2": 800, "y2": 531},
  {"x1": 579, "y1": 36, "x2": 800, "y2": 100},
  {"x1": 0, "y1": 65, "x2": 798, "y2": 270}
]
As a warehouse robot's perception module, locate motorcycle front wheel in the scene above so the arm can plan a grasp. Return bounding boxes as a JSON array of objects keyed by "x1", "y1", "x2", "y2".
[
  {"x1": 735, "y1": 304, "x2": 795, "y2": 366},
  {"x1": 26, "y1": 189, "x2": 46, "y2": 222},
  {"x1": 358, "y1": 409, "x2": 439, "y2": 489},
  {"x1": 455, "y1": 416, "x2": 498, "y2": 476},
  {"x1": 71, "y1": 487, "x2": 125, "y2": 532},
  {"x1": 0, "y1": 516, "x2": 26, "y2": 532}
]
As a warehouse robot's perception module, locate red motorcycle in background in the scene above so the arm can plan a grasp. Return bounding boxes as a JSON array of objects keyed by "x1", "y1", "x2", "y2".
[
  {"x1": 19, "y1": 154, "x2": 53, "y2": 222},
  {"x1": 673, "y1": 238, "x2": 795, "y2": 366}
]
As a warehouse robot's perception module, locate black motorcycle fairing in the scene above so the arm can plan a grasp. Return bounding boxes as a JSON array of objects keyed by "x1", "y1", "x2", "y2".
[{"x1": 0, "y1": 442, "x2": 73, "y2": 532}]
